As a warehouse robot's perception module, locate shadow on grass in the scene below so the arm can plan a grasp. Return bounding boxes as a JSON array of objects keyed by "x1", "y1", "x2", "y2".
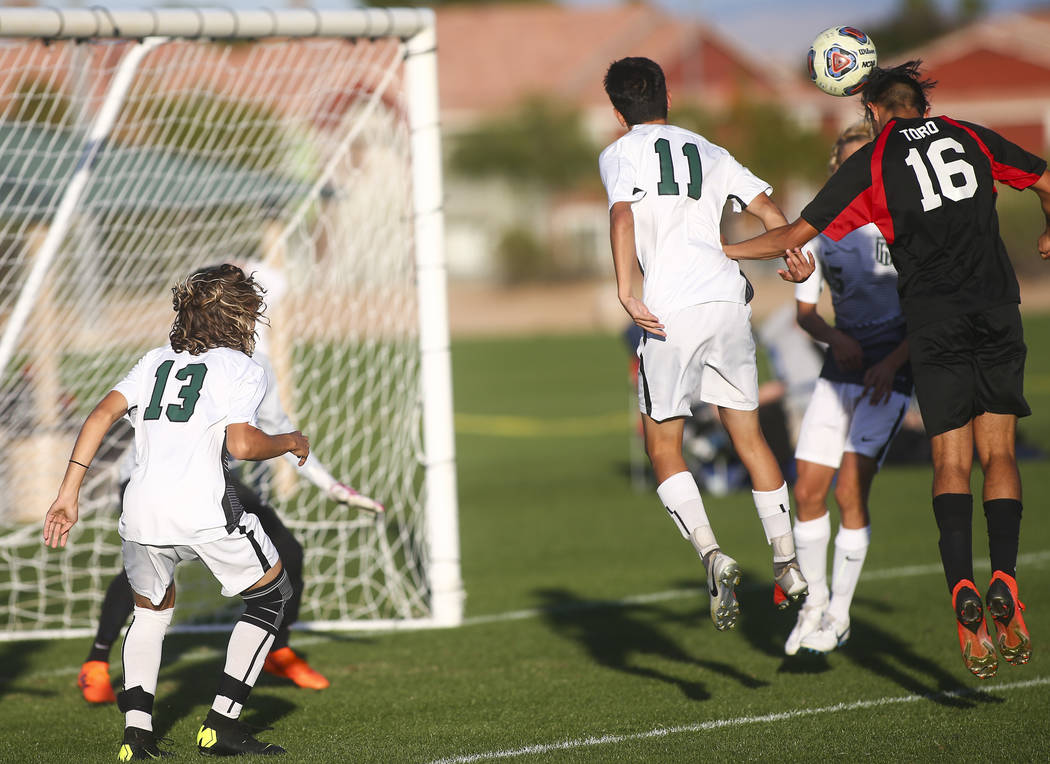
[
  {"x1": 0, "y1": 640, "x2": 53, "y2": 699},
  {"x1": 736, "y1": 580, "x2": 1001, "y2": 708},
  {"x1": 533, "y1": 587, "x2": 768, "y2": 702}
]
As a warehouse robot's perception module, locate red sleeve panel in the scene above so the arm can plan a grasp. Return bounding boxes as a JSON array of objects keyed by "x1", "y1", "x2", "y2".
[{"x1": 943, "y1": 116, "x2": 1048, "y2": 190}]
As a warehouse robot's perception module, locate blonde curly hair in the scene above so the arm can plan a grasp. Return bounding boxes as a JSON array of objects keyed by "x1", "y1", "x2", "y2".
[
  {"x1": 169, "y1": 264, "x2": 266, "y2": 356},
  {"x1": 828, "y1": 121, "x2": 875, "y2": 176}
]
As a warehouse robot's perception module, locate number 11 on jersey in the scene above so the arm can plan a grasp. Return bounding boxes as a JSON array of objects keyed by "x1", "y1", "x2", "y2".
[{"x1": 654, "y1": 138, "x2": 703, "y2": 199}]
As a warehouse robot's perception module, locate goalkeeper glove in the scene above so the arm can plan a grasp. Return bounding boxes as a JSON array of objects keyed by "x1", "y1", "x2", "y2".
[{"x1": 328, "y1": 482, "x2": 385, "y2": 514}]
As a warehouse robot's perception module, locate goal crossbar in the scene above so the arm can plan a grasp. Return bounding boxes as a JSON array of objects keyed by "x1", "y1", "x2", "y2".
[{"x1": 0, "y1": 7, "x2": 434, "y2": 41}]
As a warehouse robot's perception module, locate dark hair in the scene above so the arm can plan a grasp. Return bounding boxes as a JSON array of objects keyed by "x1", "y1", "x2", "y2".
[
  {"x1": 169, "y1": 263, "x2": 266, "y2": 356},
  {"x1": 603, "y1": 57, "x2": 668, "y2": 126},
  {"x1": 861, "y1": 60, "x2": 937, "y2": 121}
]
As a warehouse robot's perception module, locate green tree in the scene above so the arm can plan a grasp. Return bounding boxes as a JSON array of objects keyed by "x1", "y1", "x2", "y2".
[
  {"x1": 672, "y1": 100, "x2": 828, "y2": 190},
  {"x1": 449, "y1": 97, "x2": 600, "y2": 191}
]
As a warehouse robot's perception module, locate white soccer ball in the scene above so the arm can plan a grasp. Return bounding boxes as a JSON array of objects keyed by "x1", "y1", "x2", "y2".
[{"x1": 808, "y1": 26, "x2": 878, "y2": 97}]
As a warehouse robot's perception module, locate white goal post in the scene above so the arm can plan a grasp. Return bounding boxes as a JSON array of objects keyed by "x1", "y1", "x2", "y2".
[{"x1": 0, "y1": 7, "x2": 463, "y2": 638}]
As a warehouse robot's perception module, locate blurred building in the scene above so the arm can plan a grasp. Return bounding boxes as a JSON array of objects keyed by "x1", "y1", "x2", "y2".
[
  {"x1": 435, "y1": 2, "x2": 799, "y2": 281},
  {"x1": 896, "y1": 9, "x2": 1050, "y2": 154}
]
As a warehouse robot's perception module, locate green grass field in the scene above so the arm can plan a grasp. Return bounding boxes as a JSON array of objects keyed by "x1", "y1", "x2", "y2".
[{"x1": 2, "y1": 315, "x2": 1049, "y2": 762}]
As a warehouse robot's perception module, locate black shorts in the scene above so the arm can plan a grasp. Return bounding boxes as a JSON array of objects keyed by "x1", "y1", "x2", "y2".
[{"x1": 908, "y1": 303, "x2": 1029, "y2": 438}]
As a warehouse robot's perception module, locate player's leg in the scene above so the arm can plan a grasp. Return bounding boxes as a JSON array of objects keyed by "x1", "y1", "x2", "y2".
[
  {"x1": 197, "y1": 515, "x2": 291, "y2": 756},
  {"x1": 79, "y1": 569, "x2": 134, "y2": 704},
  {"x1": 928, "y1": 423, "x2": 997, "y2": 678},
  {"x1": 974, "y1": 412, "x2": 1030, "y2": 665},
  {"x1": 785, "y1": 459, "x2": 835, "y2": 654},
  {"x1": 240, "y1": 478, "x2": 328, "y2": 689},
  {"x1": 911, "y1": 314, "x2": 997, "y2": 678},
  {"x1": 118, "y1": 543, "x2": 179, "y2": 760},
  {"x1": 718, "y1": 405, "x2": 807, "y2": 608},
  {"x1": 785, "y1": 378, "x2": 850, "y2": 653},
  {"x1": 643, "y1": 413, "x2": 741, "y2": 631},
  {"x1": 799, "y1": 452, "x2": 877, "y2": 654},
  {"x1": 969, "y1": 304, "x2": 1032, "y2": 666}
]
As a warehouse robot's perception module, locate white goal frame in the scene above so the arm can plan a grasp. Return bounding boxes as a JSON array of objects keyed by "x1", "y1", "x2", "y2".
[{"x1": 0, "y1": 7, "x2": 463, "y2": 637}]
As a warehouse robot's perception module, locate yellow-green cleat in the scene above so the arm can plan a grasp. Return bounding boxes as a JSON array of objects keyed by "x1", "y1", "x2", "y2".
[
  {"x1": 118, "y1": 727, "x2": 173, "y2": 760},
  {"x1": 197, "y1": 710, "x2": 286, "y2": 756}
]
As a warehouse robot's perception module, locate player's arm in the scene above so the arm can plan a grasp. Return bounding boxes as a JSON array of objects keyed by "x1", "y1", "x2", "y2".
[
  {"x1": 226, "y1": 422, "x2": 309, "y2": 465},
  {"x1": 863, "y1": 339, "x2": 909, "y2": 405},
  {"x1": 736, "y1": 193, "x2": 817, "y2": 283},
  {"x1": 724, "y1": 218, "x2": 818, "y2": 261},
  {"x1": 1031, "y1": 170, "x2": 1050, "y2": 259},
  {"x1": 610, "y1": 201, "x2": 665, "y2": 337},
  {"x1": 796, "y1": 300, "x2": 862, "y2": 371},
  {"x1": 44, "y1": 390, "x2": 128, "y2": 548}
]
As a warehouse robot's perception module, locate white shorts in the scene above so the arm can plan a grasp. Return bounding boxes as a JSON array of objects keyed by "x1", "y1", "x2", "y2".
[
  {"x1": 637, "y1": 302, "x2": 759, "y2": 421},
  {"x1": 794, "y1": 378, "x2": 910, "y2": 469},
  {"x1": 123, "y1": 512, "x2": 279, "y2": 606}
]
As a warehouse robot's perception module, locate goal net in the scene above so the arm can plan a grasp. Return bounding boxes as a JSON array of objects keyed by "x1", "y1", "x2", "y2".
[{"x1": 0, "y1": 8, "x2": 462, "y2": 639}]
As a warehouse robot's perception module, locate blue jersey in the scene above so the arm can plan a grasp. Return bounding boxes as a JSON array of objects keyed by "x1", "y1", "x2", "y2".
[{"x1": 796, "y1": 223, "x2": 912, "y2": 394}]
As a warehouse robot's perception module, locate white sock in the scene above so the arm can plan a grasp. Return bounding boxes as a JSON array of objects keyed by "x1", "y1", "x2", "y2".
[
  {"x1": 753, "y1": 482, "x2": 794, "y2": 561},
  {"x1": 211, "y1": 621, "x2": 276, "y2": 719},
  {"x1": 827, "y1": 525, "x2": 870, "y2": 624},
  {"x1": 121, "y1": 606, "x2": 173, "y2": 731},
  {"x1": 793, "y1": 514, "x2": 832, "y2": 608},
  {"x1": 656, "y1": 471, "x2": 718, "y2": 556}
]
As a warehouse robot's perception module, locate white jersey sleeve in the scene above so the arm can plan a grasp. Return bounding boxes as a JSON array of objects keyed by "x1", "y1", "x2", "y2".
[
  {"x1": 795, "y1": 236, "x2": 825, "y2": 305},
  {"x1": 229, "y1": 360, "x2": 266, "y2": 425},
  {"x1": 724, "y1": 155, "x2": 773, "y2": 213},
  {"x1": 112, "y1": 353, "x2": 151, "y2": 411},
  {"x1": 598, "y1": 143, "x2": 646, "y2": 208}
]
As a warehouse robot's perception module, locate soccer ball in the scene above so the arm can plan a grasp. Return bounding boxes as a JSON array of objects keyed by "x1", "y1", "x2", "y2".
[{"x1": 808, "y1": 26, "x2": 878, "y2": 97}]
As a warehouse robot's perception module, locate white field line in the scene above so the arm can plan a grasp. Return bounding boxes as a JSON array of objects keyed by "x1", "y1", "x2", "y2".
[
  {"x1": 14, "y1": 549, "x2": 1049, "y2": 682},
  {"x1": 423, "y1": 677, "x2": 1050, "y2": 764}
]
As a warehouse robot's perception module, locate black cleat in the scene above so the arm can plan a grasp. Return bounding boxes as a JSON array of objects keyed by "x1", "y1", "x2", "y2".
[
  {"x1": 196, "y1": 710, "x2": 286, "y2": 756},
  {"x1": 118, "y1": 727, "x2": 174, "y2": 761}
]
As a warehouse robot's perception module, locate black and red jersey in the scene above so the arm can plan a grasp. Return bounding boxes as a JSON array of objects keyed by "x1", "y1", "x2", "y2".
[{"x1": 801, "y1": 116, "x2": 1046, "y2": 329}]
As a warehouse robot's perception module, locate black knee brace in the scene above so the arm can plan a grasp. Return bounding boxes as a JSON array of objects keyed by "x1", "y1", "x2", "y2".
[{"x1": 240, "y1": 569, "x2": 292, "y2": 637}]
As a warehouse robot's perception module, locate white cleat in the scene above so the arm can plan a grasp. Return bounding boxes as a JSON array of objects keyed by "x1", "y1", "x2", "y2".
[
  {"x1": 800, "y1": 614, "x2": 851, "y2": 654},
  {"x1": 785, "y1": 604, "x2": 826, "y2": 656},
  {"x1": 773, "y1": 560, "x2": 809, "y2": 610},
  {"x1": 705, "y1": 551, "x2": 742, "y2": 631}
]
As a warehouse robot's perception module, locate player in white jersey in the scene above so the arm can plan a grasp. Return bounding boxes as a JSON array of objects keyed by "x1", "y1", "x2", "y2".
[
  {"x1": 44, "y1": 264, "x2": 308, "y2": 758},
  {"x1": 77, "y1": 264, "x2": 382, "y2": 704},
  {"x1": 784, "y1": 124, "x2": 914, "y2": 656},
  {"x1": 600, "y1": 57, "x2": 815, "y2": 631}
]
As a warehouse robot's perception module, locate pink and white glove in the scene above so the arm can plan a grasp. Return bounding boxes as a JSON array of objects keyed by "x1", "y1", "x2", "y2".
[{"x1": 328, "y1": 483, "x2": 385, "y2": 514}]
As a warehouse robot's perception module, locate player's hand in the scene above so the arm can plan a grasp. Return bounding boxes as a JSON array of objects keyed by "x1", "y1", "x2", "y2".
[
  {"x1": 1039, "y1": 228, "x2": 1050, "y2": 260},
  {"x1": 777, "y1": 248, "x2": 815, "y2": 283},
  {"x1": 862, "y1": 359, "x2": 895, "y2": 405},
  {"x1": 621, "y1": 296, "x2": 665, "y2": 337},
  {"x1": 329, "y1": 483, "x2": 385, "y2": 514},
  {"x1": 830, "y1": 331, "x2": 864, "y2": 371},
  {"x1": 287, "y1": 431, "x2": 310, "y2": 466},
  {"x1": 43, "y1": 496, "x2": 79, "y2": 548}
]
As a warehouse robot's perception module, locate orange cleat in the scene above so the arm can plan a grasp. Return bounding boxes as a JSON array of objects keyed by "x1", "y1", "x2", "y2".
[
  {"x1": 78, "y1": 660, "x2": 117, "y2": 704},
  {"x1": 952, "y1": 580, "x2": 997, "y2": 679},
  {"x1": 986, "y1": 571, "x2": 1031, "y2": 666},
  {"x1": 263, "y1": 647, "x2": 330, "y2": 690}
]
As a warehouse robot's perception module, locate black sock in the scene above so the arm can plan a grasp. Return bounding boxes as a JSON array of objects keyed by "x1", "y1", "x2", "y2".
[
  {"x1": 87, "y1": 570, "x2": 135, "y2": 663},
  {"x1": 933, "y1": 493, "x2": 974, "y2": 593},
  {"x1": 984, "y1": 498, "x2": 1022, "y2": 579}
]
